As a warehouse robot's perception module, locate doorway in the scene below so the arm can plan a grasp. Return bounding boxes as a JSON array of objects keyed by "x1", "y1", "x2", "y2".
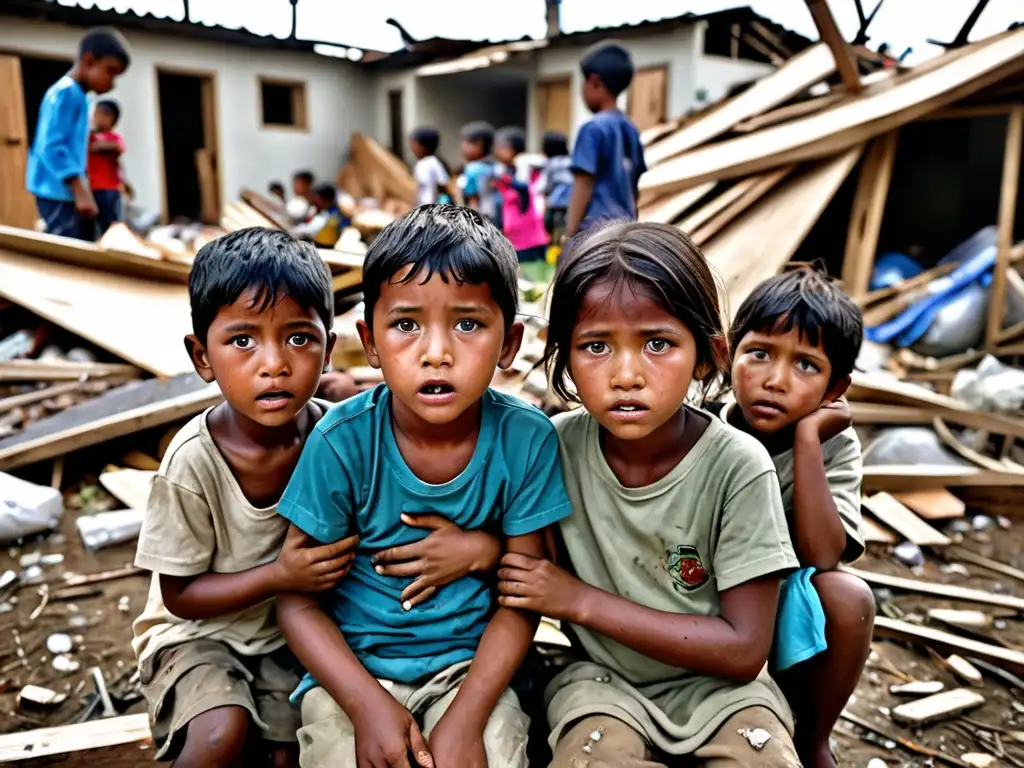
[
  {"x1": 156, "y1": 69, "x2": 220, "y2": 223},
  {"x1": 536, "y1": 77, "x2": 572, "y2": 138},
  {"x1": 388, "y1": 88, "x2": 404, "y2": 157}
]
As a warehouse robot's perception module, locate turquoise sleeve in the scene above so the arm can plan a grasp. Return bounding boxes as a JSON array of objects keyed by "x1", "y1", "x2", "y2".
[
  {"x1": 277, "y1": 427, "x2": 355, "y2": 544},
  {"x1": 503, "y1": 427, "x2": 573, "y2": 537}
]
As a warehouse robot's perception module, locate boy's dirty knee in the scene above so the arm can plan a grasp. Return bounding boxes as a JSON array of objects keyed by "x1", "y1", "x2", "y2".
[
  {"x1": 550, "y1": 715, "x2": 655, "y2": 767},
  {"x1": 694, "y1": 707, "x2": 801, "y2": 767}
]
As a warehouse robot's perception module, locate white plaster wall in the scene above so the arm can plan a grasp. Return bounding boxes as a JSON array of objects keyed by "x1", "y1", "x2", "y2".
[
  {"x1": 0, "y1": 16, "x2": 376, "y2": 217},
  {"x1": 695, "y1": 55, "x2": 775, "y2": 107},
  {"x1": 373, "y1": 70, "x2": 418, "y2": 165}
]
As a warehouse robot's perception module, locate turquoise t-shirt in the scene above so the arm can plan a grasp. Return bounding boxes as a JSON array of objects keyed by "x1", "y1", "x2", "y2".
[{"x1": 278, "y1": 384, "x2": 572, "y2": 695}]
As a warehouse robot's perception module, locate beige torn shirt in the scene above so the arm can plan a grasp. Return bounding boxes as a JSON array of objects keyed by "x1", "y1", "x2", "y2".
[
  {"x1": 132, "y1": 408, "x2": 297, "y2": 671},
  {"x1": 718, "y1": 401, "x2": 865, "y2": 563}
]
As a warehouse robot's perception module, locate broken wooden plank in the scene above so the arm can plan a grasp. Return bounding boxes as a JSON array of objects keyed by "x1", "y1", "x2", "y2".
[
  {"x1": 893, "y1": 489, "x2": 966, "y2": 520},
  {"x1": 933, "y1": 417, "x2": 1022, "y2": 473},
  {"x1": 0, "y1": 249, "x2": 193, "y2": 378},
  {"x1": 0, "y1": 375, "x2": 220, "y2": 470},
  {"x1": 845, "y1": 567, "x2": 1024, "y2": 611},
  {"x1": 861, "y1": 492, "x2": 951, "y2": 546},
  {"x1": 703, "y1": 147, "x2": 863, "y2": 312},
  {"x1": 946, "y1": 654, "x2": 984, "y2": 686},
  {"x1": 875, "y1": 616, "x2": 1024, "y2": 676},
  {"x1": 639, "y1": 29, "x2": 1024, "y2": 195},
  {"x1": 640, "y1": 182, "x2": 716, "y2": 225},
  {"x1": 644, "y1": 43, "x2": 837, "y2": 166},
  {"x1": 0, "y1": 360, "x2": 142, "y2": 383},
  {"x1": 0, "y1": 712, "x2": 151, "y2": 762},
  {"x1": 890, "y1": 688, "x2": 985, "y2": 725},
  {"x1": 948, "y1": 546, "x2": 1024, "y2": 585},
  {"x1": 805, "y1": 0, "x2": 863, "y2": 93},
  {"x1": 986, "y1": 105, "x2": 1024, "y2": 348},
  {"x1": 928, "y1": 608, "x2": 993, "y2": 630},
  {"x1": 0, "y1": 381, "x2": 87, "y2": 415},
  {"x1": 890, "y1": 680, "x2": 945, "y2": 696},
  {"x1": 842, "y1": 130, "x2": 899, "y2": 300},
  {"x1": 863, "y1": 464, "x2": 1024, "y2": 492},
  {"x1": 689, "y1": 166, "x2": 793, "y2": 245},
  {"x1": 861, "y1": 515, "x2": 898, "y2": 544}
]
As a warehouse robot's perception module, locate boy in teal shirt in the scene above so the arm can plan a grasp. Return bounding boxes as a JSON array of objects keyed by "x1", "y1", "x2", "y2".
[{"x1": 276, "y1": 204, "x2": 572, "y2": 768}]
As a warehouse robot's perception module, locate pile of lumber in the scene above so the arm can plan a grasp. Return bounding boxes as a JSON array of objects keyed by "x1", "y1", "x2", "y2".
[{"x1": 336, "y1": 132, "x2": 416, "y2": 239}]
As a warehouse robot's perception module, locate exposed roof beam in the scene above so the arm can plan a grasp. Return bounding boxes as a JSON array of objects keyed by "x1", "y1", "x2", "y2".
[{"x1": 805, "y1": 0, "x2": 862, "y2": 92}]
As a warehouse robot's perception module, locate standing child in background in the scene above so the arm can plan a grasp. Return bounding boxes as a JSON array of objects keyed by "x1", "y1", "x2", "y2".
[
  {"x1": 494, "y1": 126, "x2": 549, "y2": 278},
  {"x1": 133, "y1": 228, "x2": 358, "y2": 767},
  {"x1": 498, "y1": 222, "x2": 803, "y2": 767},
  {"x1": 27, "y1": 28, "x2": 130, "y2": 240},
  {"x1": 713, "y1": 267, "x2": 874, "y2": 768},
  {"x1": 458, "y1": 121, "x2": 499, "y2": 224},
  {"x1": 409, "y1": 126, "x2": 452, "y2": 206},
  {"x1": 288, "y1": 170, "x2": 315, "y2": 223},
  {"x1": 565, "y1": 43, "x2": 647, "y2": 239},
  {"x1": 293, "y1": 183, "x2": 350, "y2": 248},
  {"x1": 268, "y1": 180, "x2": 286, "y2": 203},
  {"x1": 87, "y1": 99, "x2": 125, "y2": 238},
  {"x1": 540, "y1": 130, "x2": 573, "y2": 245}
]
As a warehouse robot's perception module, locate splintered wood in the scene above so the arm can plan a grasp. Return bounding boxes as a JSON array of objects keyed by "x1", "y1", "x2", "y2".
[
  {"x1": 861, "y1": 492, "x2": 951, "y2": 546},
  {"x1": 890, "y1": 688, "x2": 986, "y2": 726}
]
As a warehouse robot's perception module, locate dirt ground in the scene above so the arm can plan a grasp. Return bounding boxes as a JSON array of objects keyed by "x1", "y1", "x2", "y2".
[{"x1": 2, "y1": 484, "x2": 1024, "y2": 767}]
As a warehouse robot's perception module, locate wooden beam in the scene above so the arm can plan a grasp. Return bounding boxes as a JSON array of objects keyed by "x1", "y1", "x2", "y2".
[
  {"x1": 861, "y1": 492, "x2": 950, "y2": 546},
  {"x1": 690, "y1": 167, "x2": 793, "y2": 245},
  {"x1": 804, "y1": 0, "x2": 862, "y2": 93},
  {"x1": 845, "y1": 567, "x2": 1024, "y2": 611},
  {"x1": 919, "y1": 103, "x2": 1017, "y2": 121},
  {"x1": 874, "y1": 616, "x2": 1024, "y2": 676},
  {"x1": 986, "y1": 106, "x2": 1023, "y2": 348},
  {"x1": 842, "y1": 130, "x2": 899, "y2": 299},
  {"x1": 640, "y1": 182, "x2": 716, "y2": 225},
  {"x1": 0, "y1": 713, "x2": 151, "y2": 762}
]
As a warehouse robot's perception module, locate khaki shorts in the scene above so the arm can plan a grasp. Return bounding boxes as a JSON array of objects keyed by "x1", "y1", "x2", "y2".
[
  {"x1": 140, "y1": 639, "x2": 302, "y2": 760},
  {"x1": 297, "y1": 659, "x2": 530, "y2": 768},
  {"x1": 550, "y1": 707, "x2": 800, "y2": 768}
]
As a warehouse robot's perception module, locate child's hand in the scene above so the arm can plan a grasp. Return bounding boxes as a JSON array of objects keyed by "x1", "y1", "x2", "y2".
[
  {"x1": 497, "y1": 552, "x2": 587, "y2": 621},
  {"x1": 352, "y1": 693, "x2": 433, "y2": 768},
  {"x1": 798, "y1": 397, "x2": 852, "y2": 443},
  {"x1": 428, "y1": 713, "x2": 485, "y2": 768},
  {"x1": 273, "y1": 525, "x2": 358, "y2": 593},
  {"x1": 74, "y1": 188, "x2": 98, "y2": 219},
  {"x1": 373, "y1": 514, "x2": 501, "y2": 610}
]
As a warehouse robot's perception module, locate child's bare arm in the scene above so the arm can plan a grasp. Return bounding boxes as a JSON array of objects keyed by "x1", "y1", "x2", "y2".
[
  {"x1": 426, "y1": 531, "x2": 544, "y2": 767},
  {"x1": 499, "y1": 554, "x2": 782, "y2": 683},
  {"x1": 277, "y1": 592, "x2": 433, "y2": 768},
  {"x1": 161, "y1": 525, "x2": 356, "y2": 620},
  {"x1": 790, "y1": 400, "x2": 854, "y2": 570},
  {"x1": 565, "y1": 172, "x2": 595, "y2": 238},
  {"x1": 372, "y1": 514, "x2": 502, "y2": 608},
  {"x1": 90, "y1": 139, "x2": 122, "y2": 154}
]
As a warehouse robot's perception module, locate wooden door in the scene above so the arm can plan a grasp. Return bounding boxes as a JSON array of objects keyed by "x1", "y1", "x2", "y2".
[
  {"x1": 629, "y1": 66, "x2": 668, "y2": 131},
  {"x1": 0, "y1": 56, "x2": 38, "y2": 229},
  {"x1": 537, "y1": 78, "x2": 571, "y2": 137},
  {"x1": 197, "y1": 76, "x2": 220, "y2": 224}
]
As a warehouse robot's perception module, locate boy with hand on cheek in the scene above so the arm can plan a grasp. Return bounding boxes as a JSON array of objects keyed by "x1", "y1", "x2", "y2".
[
  {"x1": 133, "y1": 228, "x2": 358, "y2": 768},
  {"x1": 715, "y1": 267, "x2": 875, "y2": 768},
  {"x1": 275, "y1": 205, "x2": 572, "y2": 768}
]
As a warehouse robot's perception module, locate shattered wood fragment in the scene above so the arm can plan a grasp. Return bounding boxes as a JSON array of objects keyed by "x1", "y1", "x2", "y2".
[
  {"x1": 861, "y1": 492, "x2": 951, "y2": 546},
  {"x1": 874, "y1": 616, "x2": 1024, "y2": 676},
  {"x1": 889, "y1": 680, "x2": 945, "y2": 695},
  {"x1": 946, "y1": 654, "x2": 984, "y2": 685},
  {"x1": 894, "y1": 489, "x2": 967, "y2": 520},
  {"x1": 0, "y1": 713, "x2": 151, "y2": 761},
  {"x1": 928, "y1": 608, "x2": 993, "y2": 630},
  {"x1": 17, "y1": 685, "x2": 67, "y2": 711},
  {"x1": 847, "y1": 567, "x2": 1024, "y2": 611},
  {"x1": 948, "y1": 545, "x2": 1024, "y2": 585},
  {"x1": 890, "y1": 688, "x2": 986, "y2": 725}
]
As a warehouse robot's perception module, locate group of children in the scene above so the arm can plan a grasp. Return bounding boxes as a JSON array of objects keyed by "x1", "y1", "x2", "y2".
[
  {"x1": 269, "y1": 170, "x2": 351, "y2": 249},
  {"x1": 27, "y1": 28, "x2": 130, "y2": 241},
  {"x1": 132, "y1": 208, "x2": 874, "y2": 768},
  {"x1": 407, "y1": 43, "x2": 645, "y2": 281}
]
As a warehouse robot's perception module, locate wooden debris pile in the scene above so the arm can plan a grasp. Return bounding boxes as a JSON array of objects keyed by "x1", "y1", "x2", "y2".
[{"x1": 336, "y1": 132, "x2": 416, "y2": 239}]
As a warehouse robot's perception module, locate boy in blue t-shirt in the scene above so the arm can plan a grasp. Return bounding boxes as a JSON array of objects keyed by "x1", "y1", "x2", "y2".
[
  {"x1": 27, "y1": 27, "x2": 130, "y2": 240},
  {"x1": 276, "y1": 204, "x2": 572, "y2": 768},
  {"x1": 565, "y1": 43, "x2": 647, "y2": 239}
]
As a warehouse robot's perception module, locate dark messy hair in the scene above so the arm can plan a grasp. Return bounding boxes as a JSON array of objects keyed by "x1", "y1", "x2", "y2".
[
  {"x1": 79, "y1": 27, "x2": 131, "y2": 67},
  {"x1": 460, "y1": 121, "x2": 495, "y2": 155},
  {"x1": 268, "y1": 180, "x2": 285, "y2": 196},
  {"x1": 729, "y1": 266, "x2": 863, "y2": 385},
  {"x1": 410, "y1": 126, "x2": 440, "y2": 155},
  {"x1": 495, "y1": 126, "x2": 526, "y2": 155},
  {"x1": 189, "y1": 228, "x2": 333, "y2": 344},
  {"x1": 542, "y1": 130, "x2": 569, "y2": 158},
  {"x1": 95, "y1": 99, "x2": 121, "y2": 124},
  {"x1": 293, "y1": 170, "x2": 314, "y2": 185},
  {"x1": 543, "y1": 221, "x2": 727, "y2": 403},
  {"x1": 362, "y1": 205, "x2": 518, "y2": 331},
  {"x1": 580, "y1": 43, "x2": 634, "y2": 96},
  {"x1": 313, "y1": 183, "x2": 337, "y2": 204}
]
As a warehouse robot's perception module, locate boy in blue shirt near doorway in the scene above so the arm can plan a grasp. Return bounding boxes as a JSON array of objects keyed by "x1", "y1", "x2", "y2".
[
  {"x1": 275, "y1": 205, "x2": 572, "y2": 768},
  {"x1": 27, "y1": 27, "x2": 130, "y2": 240},
  {"x1": 565, "y1": 43, "x2": 647, "y2": 239}
]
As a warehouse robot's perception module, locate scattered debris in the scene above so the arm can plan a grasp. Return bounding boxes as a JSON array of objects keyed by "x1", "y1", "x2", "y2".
[
  {"x1": 946, "y1": 655, "x2": 985, "y2": 686},
  {"x1": 17, "y1": 685, "x2": 66, "y2": 711},
  {"x1": 890, "y1": 680, "x2": 945, "y2": 696},
  {"x1": 45, "y1": 633, "x2": 72, "y2": 655}
]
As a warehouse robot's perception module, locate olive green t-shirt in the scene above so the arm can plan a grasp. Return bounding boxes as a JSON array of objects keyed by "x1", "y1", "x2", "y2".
[
  {"x1": 718, "y1": 401, "x2": 865, "y2": 563},
  {"x1": 547, "y1": 407, "x2": 799, "y2": 752}
]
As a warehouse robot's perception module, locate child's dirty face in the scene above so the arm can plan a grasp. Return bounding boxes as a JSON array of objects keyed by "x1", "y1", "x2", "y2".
[
  {"x1": 357, "y1": 267, "x2": 521, "y2": 428},
  {"x1": 82, "y1": 54, "x2": 126, "y2": 95},
  {"x1": 731, "y1": 325, "x2": 834, "y2": 435},
  {"x1": 568, "y1": 279, "x2": 699, "y2": 442},
  {"x1": 461, "y1": 138, "x2": 484, "y2": 161},
  {"x1": 494, "y1": 142, "x2": 516, "y2": 166},
  {"x1": 187, "y1": 290, "x2": 333, "y2": 429}
]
